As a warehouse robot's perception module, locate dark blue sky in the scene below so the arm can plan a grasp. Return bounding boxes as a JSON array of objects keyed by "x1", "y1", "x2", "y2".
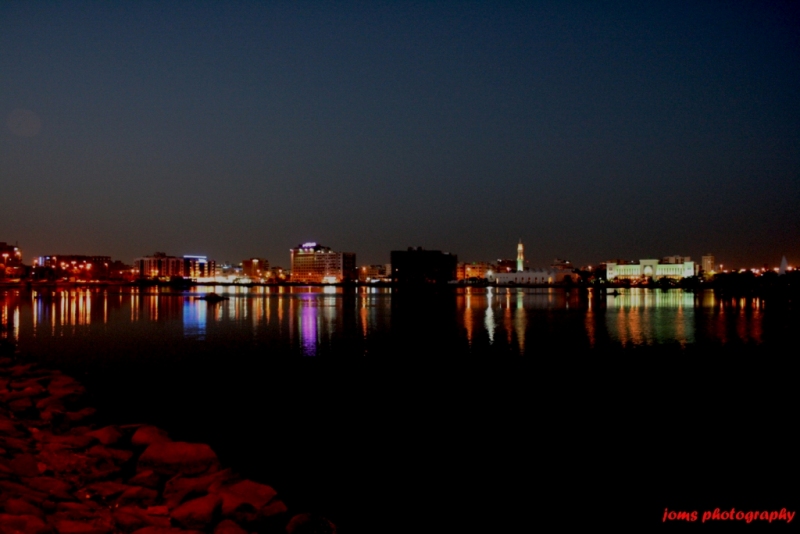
[{"x1": 2, "y1": 1, "x2": 798, "y2": 268}]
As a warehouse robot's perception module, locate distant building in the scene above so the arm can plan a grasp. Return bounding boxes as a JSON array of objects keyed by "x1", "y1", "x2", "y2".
[
  {"x1": 701, "y1": 254, "x2": 715, "y2": 277},
  {"x1": 391, "y1": 247, "x2": 457, "y2": 284},
  {"x1": 290, "y1": 243, "x2": 356, "y2": 283},
  {"x1": 606, "y1": 259, "x2": 695, "y2": 281},
  {"x1": 0, "y1": 242, "x2": 22, "y2": 267},
  {"x1": 358, "y1": 264, "x2": 391, "y2": 282},
  {"x1": 494, "y1": 259, "x2": 518, "y2": 273},
  {"x1": 242, "y1": 258, "x2": 269, "y2": 279},
  {"x1": 662, "y1": 255, "x2": 691, "y2": 264},
  {"x1": 34, "y1": 255, "x2": 130, "y2": 280},
  {"x1": 135, "y1": 253, "x2": 215, "y2": 279},
  {"x1": 457, "y1": 262, "x2": 494, "y2": 281},
  {"x1": 488, "y1": 242, "x2": 570, "y2": 285}
]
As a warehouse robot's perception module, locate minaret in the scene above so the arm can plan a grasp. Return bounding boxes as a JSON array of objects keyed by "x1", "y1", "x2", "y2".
[
  {"x1": 779, "y1": 256, "x2": 788, "y2": 275},
  {"x1": 516, "y1": 239, "x2": 524, "y2": 272}
]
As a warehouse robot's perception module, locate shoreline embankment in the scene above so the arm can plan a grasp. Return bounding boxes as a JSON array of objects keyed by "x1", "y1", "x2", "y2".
[{"x1": 0, "y1": 342, "x2": 336, "y2": 534}]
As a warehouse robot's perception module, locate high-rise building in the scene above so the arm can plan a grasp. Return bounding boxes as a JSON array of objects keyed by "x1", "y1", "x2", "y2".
[
  {"x1": 289, "y1": 243, "x2": 356, "y2": 283},
  {"x1": 390, "y1": 247, "x2": 457, "y2": 284},
  {"x1": 701, "y1": 254, "x2": 715, "y2": 276}
]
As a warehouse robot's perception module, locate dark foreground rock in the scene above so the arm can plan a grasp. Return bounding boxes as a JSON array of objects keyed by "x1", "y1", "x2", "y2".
[{"x1": 0, "y1": 352, "x2": 335, "y2": 534}]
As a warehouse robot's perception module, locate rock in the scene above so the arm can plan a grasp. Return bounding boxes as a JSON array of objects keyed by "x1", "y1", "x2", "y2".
[
  {"x1": 36, "y1": 448, "x2": 94, "y2": 474},
  {"x1": 8, "y1": 397, "x2": 34, "y2": 413},
  {"x1": 3, "y1": 497, "x2": 45, "y2": 518},
  {"x1": 77, "y1": 481, "x2": 131, "y2": 501},
  {"x1": 85, "y1": 444, "x2": 134, "y2": 464},
  {"x1": 113, "y1": 506, "x2": 171, "y2": 532},
  {"x1": 50, "y1": 518, "x2": 115, "y2": 534},
  {"x1": 170, "y1": 494, "x2": 222, "y2": 530},
  {"x1": 215, "y1": 479, "x2": 277, "y2": 516},
  {"x1": 145, "y1": 506, "x2": 169, "y2": 517},
  {"x1": 130, "y1": 426, "x2": 170, "y2": 447},
  {"x1": 127, "y1": 470, "x2": 160, "y2": 489},
  {"x1": 213, "y1": 519, "x2": 248, "y2": 534},
  {"x1": 48, "y1": 376, "x2": 86, "y2": 400},
  {"x1": 286, "y1": 514, "x2": 338, "y2": 534},
  {"x1": 0, "y1": 513, "x2": 50, "y2": 534},
  {"x1": 137, "y1": 442, "x2": 218, "y2": 476},
  {"x1": 36, "y1": 433, "x2": 95, "y2": 450},
  {"x1": 163, "y1": 469, "x2": 234, "y2": 507},
  {"x1": 10, "y1": 453, "x2": 46, "y2": 477},
  {"x1": 258, "y1": 498, "x2": 287, "y2": 519},
  {"x1": 0, "y1": 480, "x2": 49, "y2": 503},
  {"x1": 22, "y1": 476, "x2": 74, "y2": 501},
  {"x1": 66, "y1": 408, "x2": 97, "y2": 424},
  {"x1": 131, "y1": 528, "x2": 203, "y2": 534},
  {"x1": 85, "y1": 426, "x2": 122, "y2": 446},
  {"x1": 117, "y1": 486, "x2": 159, "y2": 507}
]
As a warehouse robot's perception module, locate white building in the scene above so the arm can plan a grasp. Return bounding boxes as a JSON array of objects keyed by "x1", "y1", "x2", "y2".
[{"x1": 606, "y1": 259, "x2": 695, "y2": 281}]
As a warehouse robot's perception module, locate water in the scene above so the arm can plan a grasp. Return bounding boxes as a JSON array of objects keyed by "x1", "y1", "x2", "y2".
[{"x1": 1, "y1": 286, "x2": 796, "y2": 530}]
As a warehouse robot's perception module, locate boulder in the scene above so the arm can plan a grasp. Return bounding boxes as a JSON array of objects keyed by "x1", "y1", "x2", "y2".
[
  {"x1": 214, "y1": 479, "x2": 277, "y2": 516},
  {"x1": 127, "y1": 470, "x2": 160, "y2": 489},
  {"x1": 50, "y1": 518, "x2": 115, "y2": 534},
  {"x1": 10, "y1": 453, "x2": 46, "y2": 477},
  {"x1": 117, "y1": 486, "x2": 159, "y2": 507},
  {"x1": 130, "y1": 426, "x2": 170, "y2": 447},
  {"x1": 113, "y1": 506, "x2": 172, "y2": 532},
  {"x1": 86, "y1": 426, "x2": 122, "y2": 446},
  {"x1": 170, "y1": 494, "x2": 222, "y2": 530},
  {"x1": 3, "y1": 497, "x2": 45, "y2": 518},
  {"x1": 213, "y1": 519, "x2": 248, "y2": 534},
  {"x1": 163, "y1": 469, "x2": 234, "y2": 507},
  {"x1": 137, "y1": 442, "x2": 218, "y2": 476},
  {"x1": 286, "y1": 513, "x2": 338, "y2": 534},
  {"x1": 0, "y1": 513, "x2": 50, "y2": 534},
  {"x1": 22, "y1": 476, "x2": 74, "y2": 501}
]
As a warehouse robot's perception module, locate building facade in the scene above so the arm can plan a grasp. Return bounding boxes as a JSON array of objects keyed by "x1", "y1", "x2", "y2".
[
  {"x1": 457, "y1": 262, "x2": 494, "y2": 281},
  {"x1": 290, "y1": 243, "x2": 356, "y2": 283},
  {"x1": 390, "y1": 247, "x2": 457, "y2": 284},
  {"x1": 358, "y1": 264, "x2": 391, "y2": 282},
  {"x1": 606, "y1": 259, "x2": 695, "y2": 281},
  {"x1": 135, "y1": 253, "x2": 215, "y2": 279},
  {"x1": 242, "y1": 258, "x2": 270, "y2": 279},
  {"x1": 701, "y1": 254, "x2": 715, "y2": 277}
]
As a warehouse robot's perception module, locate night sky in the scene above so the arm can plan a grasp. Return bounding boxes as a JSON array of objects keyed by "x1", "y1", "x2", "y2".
[{"x1": 2, "y1": 1, "x2": 798, "y2": 268}]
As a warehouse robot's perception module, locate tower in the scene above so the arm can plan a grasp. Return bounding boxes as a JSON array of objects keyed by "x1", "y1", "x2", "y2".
[{"x1": 516, "y1": 239, "x2": 524, "y2": 272}]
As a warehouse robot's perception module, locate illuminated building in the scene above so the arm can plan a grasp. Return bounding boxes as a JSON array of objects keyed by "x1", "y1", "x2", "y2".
[
  {"x1": 0, "y1": 242, "x2": 22, "y2": 276},
  {"x1": 606, "y1": 259, "x2": 695, "y2": 281},
  {"x1": 242, "y1": 258, "x2": 270, "y2": 279},
  {"x1": 488, "y1": 242, "x2": 570, "y2": 285},
  {"x1": 390, "y1": 247, "x2": 457, "y2": 284},
  {"x1": 702, "y1": 254, "x2": 715, "y2": 277},
  {"x1": 34, "y1": 255, "x2": 130, "y2": 280},
  {"x1": 135, "y1": 253, "x2": 215, "y2": 279},
  {"x1": 457, "y1": 262, "x2": 494, "y2": 281},
  {"x1": 37, "y1": 255, "x2": 111, "y2": 270},
  {"x1": 358, "y1": 264, "x2": 390, "y2": 282},
  {"x1": 289, "y1": 243, "x2": 356, "y2": 283}
]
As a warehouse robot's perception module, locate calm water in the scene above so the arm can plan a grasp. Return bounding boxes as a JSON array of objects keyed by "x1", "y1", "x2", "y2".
[
  {"x1": 1, "y1": 286, "x2": 796, "y2": 531},
  {"x1": 0, "y1": 286, "x2": 775, "y2": 352}
]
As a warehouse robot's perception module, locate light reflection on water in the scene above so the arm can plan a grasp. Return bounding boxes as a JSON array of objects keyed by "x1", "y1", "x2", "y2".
[{"x1": 0, "y1": 287, "x2": 776, "y2": 355}]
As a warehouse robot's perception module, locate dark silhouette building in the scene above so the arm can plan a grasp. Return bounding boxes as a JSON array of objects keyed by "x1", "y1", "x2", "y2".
[{"x1": 390, "y1": 247, "x2": 457, "y2": 284}]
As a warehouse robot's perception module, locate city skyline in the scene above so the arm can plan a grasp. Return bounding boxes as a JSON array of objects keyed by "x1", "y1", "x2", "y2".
[{"x1": 2, "y1": 2, "x2": 798, "y2": 268}]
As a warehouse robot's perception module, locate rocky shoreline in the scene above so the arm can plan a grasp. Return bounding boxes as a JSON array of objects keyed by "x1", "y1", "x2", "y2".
[{"x1": 0, "y1": 348, "x2": 336, "y2": 534}]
